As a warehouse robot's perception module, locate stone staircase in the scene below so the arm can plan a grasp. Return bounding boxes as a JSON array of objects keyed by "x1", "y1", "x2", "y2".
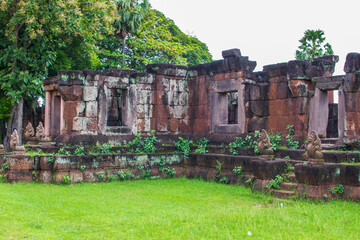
[
  {"x1": 270, "y1": 165, "x2": 297, "y2": 199},
  {"x1": 321, "y1": 138, "x2": 342, "y2": 150}
]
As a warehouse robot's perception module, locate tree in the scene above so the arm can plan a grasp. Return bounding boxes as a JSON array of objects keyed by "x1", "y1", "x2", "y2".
[
  {"x1": 98, "y1": 9, "x2": 213, "y2": 72},
  {"x1": 114, "y1": 0, "x2": 150, "y2": 55},
  {"x1": 295, "y1": 29, "x2": 334, "y2": 60},
  {"x1": 0, "y1": 0, "x2": 116, "y2": 151}
]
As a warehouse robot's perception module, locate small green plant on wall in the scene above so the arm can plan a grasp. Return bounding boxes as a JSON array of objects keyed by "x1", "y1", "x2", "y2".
[
  {"x1": 138, "y1": 163, "x2": 151, "y2": 180},
  {"x1": 60, "y1": 175, "x2": 71, "y2": 185},
  {"x1": 175, "y1": 137, "x2": 193, "y2": 158},
  {"x1": 74, "y1": 147, "x2": 85, "y2": 156},
  {"x1": 330, "y1": 184, "x2": 344, "y2": 196},
  {"x1": 232, "y1": 166, "x2": 244, "y2": 178},
  {"x1": 286, "y1": 125, "x2": 299, "y2": 149},
  {"x1": 266, "y1": 175, "x2": 283, "y2": 190},
  {"x1": 195, "y1": 137, "x2": 209, "y2": 154}
]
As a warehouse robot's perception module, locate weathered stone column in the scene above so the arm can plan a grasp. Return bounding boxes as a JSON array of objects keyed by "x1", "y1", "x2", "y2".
[
  {"x1": 309, "y1": 88, "x2": 329, "y2": 138},
  {"x1": 44, "y1": 91, "x2": 51, "y2": 138}
]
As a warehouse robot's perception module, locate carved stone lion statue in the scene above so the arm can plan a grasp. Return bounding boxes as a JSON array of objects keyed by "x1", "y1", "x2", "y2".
[
  {"x1": 24, "y1": 122, "x2": 35, "y2": 140},
  {"x1": 36, "y1": 122, "x2": 45, "y2": 141},
  {"x1": 257, "y1": 129, "x2": 274, "y2": 156},
  {"x1": 304, "y1": 130, "x2": 324, "y2": 164},
  {"x1": 10, "y1": 129, "x2": 25, "y2": 152}
]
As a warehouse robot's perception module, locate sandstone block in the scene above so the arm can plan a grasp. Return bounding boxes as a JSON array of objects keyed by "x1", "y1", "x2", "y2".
[
  {"x1": 222, "y1": 49, "x2": 241, "y2": 58},
  {"x1": 83, "y1": 86, "x2": 98, "y2": 101},
  {"x1": 344, "y1": 52, "x2": 360, "y2": 73},
  {"x1": 86, "y1": 101, "x2": 98, "y2": 118}
]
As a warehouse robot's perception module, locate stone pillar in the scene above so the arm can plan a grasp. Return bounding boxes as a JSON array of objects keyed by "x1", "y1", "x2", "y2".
[
  {"x1": 44, "y1": 91, "x2": 51, "y2": 138},
  {"x1": 309, "y1": 88, "x2": 329, "y2": 138}
]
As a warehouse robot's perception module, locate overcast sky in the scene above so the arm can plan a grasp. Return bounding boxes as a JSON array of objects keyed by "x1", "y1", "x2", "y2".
[{"x1": 150, "y1": 0, "x2": 360, "y2": 75}]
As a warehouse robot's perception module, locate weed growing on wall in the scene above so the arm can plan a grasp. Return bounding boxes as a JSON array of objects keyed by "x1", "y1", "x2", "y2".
[
  {"x1": 97, "y1": 171, "x2": 105, "y2": 181},
  {"x1": 286, "y1": 125, "x2": 299, "y2": 149},
  {"x1": 47, "y1": 155, "x2": 55, "y2": 164},
  {"x1": 175, "y1": 137, "x2": 193, "y2": 158},
  {"x1": 268, "y1": 132, "x2": 282, "y2": 151},
  {"x1": 117, "y1": 170, "x2": 134, "y2": 181},
  {"x1": 232, "y1": 166, "x2": 244, "y2": 178},
  {"x1": 60, "y1": 175, "x2": 71, "y2": 185},
  {"x1": 129, "y1": 130, "x2": 158, "y2": 153},
  {"x1": 330, "y1": 184, "x2": 344, "y2": 195},
  {"x1": 228, "y1": 131, "x2": 259, "y2": 155},
  {"x1": 57, "y1": 148, "x2": 71, "y2": 156},
  {"x1": 80, "y1": 165, "x2": 86, "y2": 172},
  {"x1": 74, "y1": 147, "x2": 85, "y2": 156},
  {"x1": 158, "y1": 156, "x2": 176, "y2": 178},
  {"x1": 143, "y1": 130, "x2": 157, "y2": 153},
  {"x1": 266, "y1": 175, "x2": 283, "y2": 189},
  {"x1": 195, "y1": 137, "x2": 209, "y2": 154},
  {"x1": 214, "y1": 160, "x2": 229, "y2": 184},
  {"x1": 138, "y1": 163, "x2": 151, "y2": 180}
]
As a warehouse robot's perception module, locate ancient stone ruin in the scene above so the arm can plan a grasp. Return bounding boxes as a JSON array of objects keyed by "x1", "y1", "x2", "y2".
[
  {"x1": 1, "y1": 48, "x2": 360, "y2": 201},
  {"x1": 41, "y1": 49, "x2": 360, "y2": 146}
]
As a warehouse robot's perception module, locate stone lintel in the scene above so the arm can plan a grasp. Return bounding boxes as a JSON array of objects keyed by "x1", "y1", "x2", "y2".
[{"x1": 313, "y1": 75, "x2": 344, "y2": 91}]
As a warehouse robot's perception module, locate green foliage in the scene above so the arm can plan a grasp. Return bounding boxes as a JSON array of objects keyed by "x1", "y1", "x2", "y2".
[
  {"x1": 74, "y1": 147, "x2": 85, "y2": 156},
  {"x1": 244, "y1": 178, "x2": 253, "y2": 189},
  {"x1": 129, "y1": 130, "x2": 157, "y2": 153},
  {"x1": 284, "y1": 156, "x2": 291, "y2": 160},
  {"x1": 80, "y1": 165, "x2": 86, "y2": 172},
  {"x1": 60, "y1": 175, "x2": 71, "y2": 185},
  {"x1": 158, "y1": 156, "x2": 166, "y2": 172},
  {"x1": 138, "y1": 163, "x2": 151, "y2": 180},
  {"x1": 143, "y1": 130, "x2": 157, "y2": 153},
  {"x1": 97, "y1": 8, "x2": 212, "y2": 72},
  {"x1": 99, "y1": 143, "x2": 113, "y2": 154},
  {"x1": 219, "y1": 176, "x2": 229, "y2": 185},
  {"x1": 164, "y1": 168, "x2": 176, "y2": 178},
  {"x1": 97, "y1": 171, "x2": 105, "y2": 181},
  {"x1": 57, "y1": 148, "x2": 71, "y2": 156},
  {"x1": 175, "y1": 137, "x2": 193, "y2": 159},
  {"x1": 232, "y1": 166, "x2": 244, "y2": 178},
  {"x1": 266, "y1": 175, "x2": 284, "y2": 190},
  {"x1": 286, "y1": 125, "x2": 299, "y2": 149},
  {"x1": 1, "y1": 162, "x2": 10, "y2": 171},
  {"x1": 117, "y1": 170, "x2": 134, "y2": 181},
  {"x1": 228, "y1": 131, "x2": 259, "y2": 155},
  {"x1": 268, "y1": 132, "x2": 282, "y2": 151},
  {"x1": 214, "y1": 160, "x2": 228, "y2": 184},
  {"x1": 0, "y1": 0, "x2": 116, "y2": 106},
  {"x1": 47, "y1": 155, "x2": 55, "y2": 164},
  {"x1": 295, "y1": 29, "x2": 334, "y2": 60},
  {"x1": 194, "y1": 137, "x2": 209, "y2": 154},
  {"x1": 330, "y1": 184, "x2": 344, "y2": 195}
]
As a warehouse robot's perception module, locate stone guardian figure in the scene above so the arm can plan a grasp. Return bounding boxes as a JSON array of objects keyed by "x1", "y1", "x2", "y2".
[
  {"x1": 257, "y1": 129, "x2": 275, "y2": 160},
  {"x1": 24, "y1": 122, "x2": 35, "y2": 141},
  {"x1": 10, "y1": 129, "x2": 25, "y2": 154},
  {"x1": 304, "y1": 130, "x2": 324, "y2": 165}
]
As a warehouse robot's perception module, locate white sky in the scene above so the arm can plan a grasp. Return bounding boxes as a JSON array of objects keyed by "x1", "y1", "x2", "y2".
[{"x1": 150, "y1": 0, "x2": 360, "y2": 75}]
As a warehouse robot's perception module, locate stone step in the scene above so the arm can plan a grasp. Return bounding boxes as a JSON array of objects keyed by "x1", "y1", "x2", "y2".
[
  {"x1": 321, "y1": 138, "x2": 339, "y2": 145},
  {"x1": 271, "y1": 190, "x2": 296, "y2": 199},
  {"x1": 322, "y1": 144, "x2": 343, "y2": 151},
  {"x1": 280, "y1": 182, "x2": 297, "y2": 191},
  {"x1": 285, "y1": 174, "x2": 296, "y2": 182}
]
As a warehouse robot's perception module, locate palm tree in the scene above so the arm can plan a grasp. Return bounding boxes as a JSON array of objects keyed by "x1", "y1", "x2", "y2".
[
  {"x1": 114, "y1": 0, "x2": 150, "y2": 56},
  {"x1": 295, "y1": 29, "x2": 334, "y2": 60}
]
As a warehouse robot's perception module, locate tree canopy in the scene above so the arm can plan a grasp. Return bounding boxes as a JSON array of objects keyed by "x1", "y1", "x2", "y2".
[
  {"x1": 295, "y1": 29, "x2": 334, "y2": 61},
  {"x1": 97, "y1": 8, "x2": 213, "y2": 72}
]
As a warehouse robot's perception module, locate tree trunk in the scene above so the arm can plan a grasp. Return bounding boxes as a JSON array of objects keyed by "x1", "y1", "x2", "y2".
[
  {"x1": 4, "y1": 103, "x2": 17, "y2": 152},
  {"x1": 122, "y1": 37, "x2": 126, "y2": 55},
  {"x1": 17, "y1": 98, "x2": 24, "y2": 145}
]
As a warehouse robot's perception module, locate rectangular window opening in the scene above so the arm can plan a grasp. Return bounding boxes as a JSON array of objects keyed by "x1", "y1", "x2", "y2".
[
  {"x1": 227, "y1": 92, "x2": 238, "y2": 124},
  {"x1": 107, "y1": 89, "x2": 125, "y2": 126}
]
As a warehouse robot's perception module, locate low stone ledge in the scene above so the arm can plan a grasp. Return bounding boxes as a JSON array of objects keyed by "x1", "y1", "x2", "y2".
[{"x1": 295, "y1": 163, "x2": 360, "y2": 187}]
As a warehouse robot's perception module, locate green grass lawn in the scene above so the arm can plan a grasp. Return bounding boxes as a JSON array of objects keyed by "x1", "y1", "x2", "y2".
[{"x1": 0, "y1": 178, "x2": 359, "y2": 239}]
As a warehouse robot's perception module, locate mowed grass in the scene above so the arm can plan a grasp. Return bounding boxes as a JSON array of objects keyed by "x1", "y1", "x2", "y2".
[{"x1": 0, "y1": 178, "x2": 359, "y2": 240}]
